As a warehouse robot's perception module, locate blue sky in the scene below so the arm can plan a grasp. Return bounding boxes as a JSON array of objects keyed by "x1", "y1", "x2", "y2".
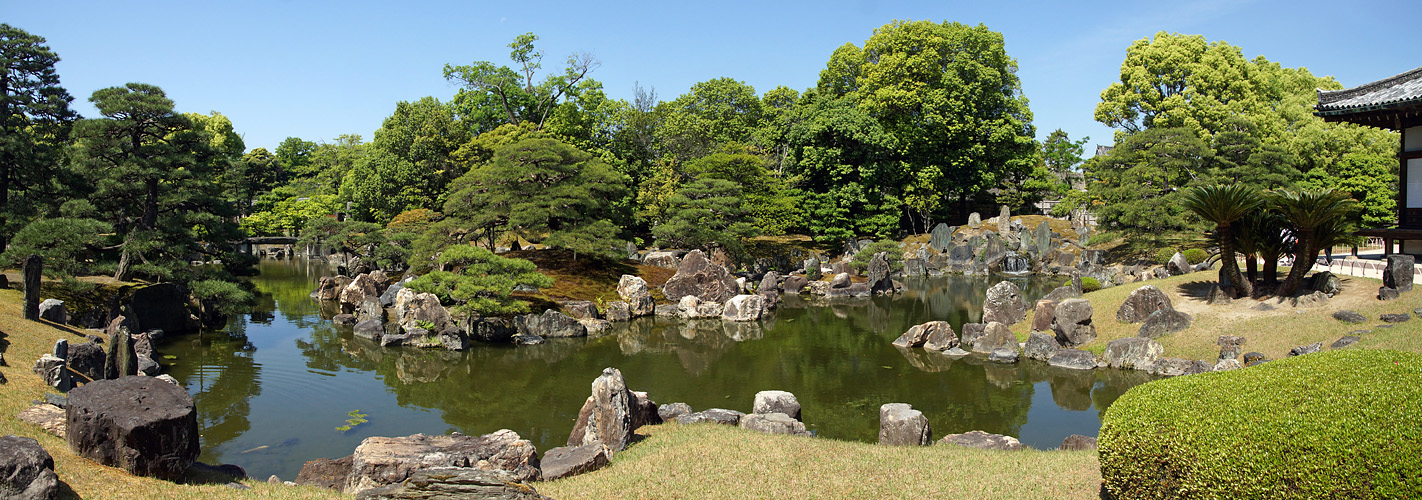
[{"x1": 8, "y1": 0, "x2": 1419, "y2": 153}]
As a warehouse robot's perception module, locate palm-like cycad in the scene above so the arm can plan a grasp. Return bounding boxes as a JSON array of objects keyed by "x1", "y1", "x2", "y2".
[
  {"x1": 1270, "y1": 189, "x2": 1358, "y2": 296},
  {"x1": 1182, "y1": 184, "x2": 1263, "y2": 298},
  {"x1": 1235, "y1": 209, "x2": 1291, "y2": 288}
]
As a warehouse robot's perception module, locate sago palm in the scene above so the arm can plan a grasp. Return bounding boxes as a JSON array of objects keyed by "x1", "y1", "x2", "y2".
[
  {"x1": 1270, "y1": 189, "x2": 1358, "y2": 296},
  {"x1": 1181, "y1": 184, "x2": 1263, "y2": 298},
  {"x1": 1236, "y1": 209, "x2": 1291, "y2": 288}
]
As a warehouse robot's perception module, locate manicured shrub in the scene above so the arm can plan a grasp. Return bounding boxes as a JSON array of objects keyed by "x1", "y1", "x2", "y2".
[
  {"x1": 1155, "y1": 248, "x2": 1177, "y2": 265},
  {"x1": 1099, "y1": 349, "x2": 1422, "y2": 499},
  {"x1": 849, "y1": 240, "x2": 904, "y2": 273},
  {"x1": 1079, "y1": 277, "x2": 1101, "y2": 292},
  {"x1": 1182, "y1": 248, "x2": 1208, "y2": 265}
]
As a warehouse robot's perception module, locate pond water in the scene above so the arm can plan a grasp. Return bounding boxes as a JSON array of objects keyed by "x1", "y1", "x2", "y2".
[{"x1": 157, "y1": 260, "x2": 1154, "y2": 480}]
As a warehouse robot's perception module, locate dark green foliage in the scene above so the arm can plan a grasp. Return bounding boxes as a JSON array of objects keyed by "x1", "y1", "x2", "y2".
[
  {"x1": 1270, "y1": 188, "x2": 1357, "y2": 296},
  {"x1": 444, "y1": 137, "x2": 628, "y2": 259},
  {"x1": 0, "y1": 24, "x2": 76, "y2": 250},
  {"x1": 1154, "y1": 248, "x2": 1177, "y2": 265},
  {"x1": 651, "y1": 177, "x2": 758, "y2": 259},
  {"x1": 297, "y1": 218, "x2": 410, "y2": 272},
  {"x1": 1089, "y1": 127, "x2": 1211, "y2": 238},
  {"x1": 189, "y1": 279, "x2": 256, "y2": 318},
  {"x1": 850, "y1": 240, "x2": 904, "y2": 273},
  {"x1": 0, "y1": 217, "x2": 110, "y2": 278},
  {"x1": 1181, "y1": 183, "x2": 1264, "y2": 297},
  {"x1": 342, "y1": 97, "x2": 471, "y2": 223},
  {"x1": 404, "y1": 245, "x2": 553, "y2": 316},
  {"x1": 68, "y1": 83, "x2": 246, "y2": 281},
  {"x1": 1100, "y1": 349, "x2": 1422, "y2": 498}
]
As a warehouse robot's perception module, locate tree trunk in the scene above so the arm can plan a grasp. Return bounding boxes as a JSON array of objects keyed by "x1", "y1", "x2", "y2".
[
  {"x1": 1244, "y1": 253, "x2": 1258, "y2": 286},
  {"x1": 1218, "y1": 223, "x2": 1250, "y2": 298},
  {"x1": 23, "y1": 254, "x2": 41, "y2": 321},
  {"x1": 1278, "y1": 230, "x2": 1313, "y2": 296}
]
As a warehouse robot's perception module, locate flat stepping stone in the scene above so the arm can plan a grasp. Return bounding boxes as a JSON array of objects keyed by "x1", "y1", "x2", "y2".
[
  {"x1": 1381, "y1": 313, "x2": 1411, "y2": 323},
  {"x1": 1348, "y1": 329, "x2": 1371, "y2": 335},
  {"x1": 1332, "y1": 310, "x2": 1367, "y2": 323},
  {"x1": 1331, "y1": 336, "x2": 1361, "y2": 349}
]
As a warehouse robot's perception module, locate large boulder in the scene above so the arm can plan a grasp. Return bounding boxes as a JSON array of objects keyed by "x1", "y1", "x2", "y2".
[
  {"x1": 721, "y1": 294, "x2": 765, "y2": 322},
  {"x1": 130, "y1": 283, "x2": 194, "y2": 334},
  {"x1": 782, "y1": 275, "x2": 809, "y2": 294},
  {"x1": 971, "y1": 322, "x2": 1018, "y2": 354},
  {"x1": 929, "y1": 223, "x2": 955, "y2": 252},
  {"x1": 739, "y1": 413, "x2": 810, "y2": 436},
  {"x1": 1048, "y1": 349, "x2": 1097, "y2": 370},
  {"x1": 642, "y1": 251, "x2": 680, "y2": 269},
  {"x1": 937, "y1": 430, "x2": 1023, "y2": 451},
  {"x1": 67, "y1": 341, "x2": 106, "y2": 382},
  {"x1": 866, "y1": 252, "x2": 894, "y2": 293},
  {"x1": 1030, "y1": 300, "x2": 1057, "y2": 332},
  {"x1": 658, "y1": 403, "x2": 693, "y2": 422},
  {"x1": 982, "y1": 281, "x2": 1027, "y2": 326},
  {"x1": 1167, "y1": 252, "x2": 1192, "y2": 276},
  {"x1": 1117, "y1": 285, "x2": 1173, "y2": 323},
  {"x1": 339, "y1": 274, "x2": 380, "y2": 309},
  {"x1": 661, "y1": 250, "x2": 740, "y2": 303},
  {"x1": 1105, "y1": 337, "x2": 1164, "y2": 370},
  {"x1": 959, "y1": 323, "x2": 987, "y2": 351},
  {"x1": 603, "y1": 301, "x2": 632, "y2": 322},
  {"x1": 1383, "y1": 254, "x2": 1414, "y2": 292},
  {"x1": 515, "y1": 310, "x2": 587, "y2": 338},
  {"x1": 38, "y1": 299, "x2": 67, "y2": 324},
  {"x1": 892, "y1": 321, "x2": 953, "y2": 349},
  {"x1": 1023, "y1": 332, "x2": 1059, "y2": 362},
  {"x1": 758, "y1": 271, "x2": 781, "y2": 294},
  {"x1": 296, "y1": 455, "x2": 353, "y2": 491},
  {"x1": 1051, "y1": 298, "x2": 1096, "y2": 348},
  {"x1": 879, "y1": 403, "x2": 930, "y2": 446},
  {"x1": 354, "y1": 468, "x2": 550, "y2": 500},
  {"x1": 629, "y1": 391, "x2": 661, "y2": 430},
  {"x1": 355, "y1": 296, "x2": 385, "y2": 324},
  {"x1": 676, "y1": 409, "x2": 744, "y2": 426},
  {"x1": 539, "y1": 444, "x2": 611, "y2": 481},
  {"x1": 616, "y1": 275, "x2": 655, "y2": 318},
  {"x1": 752, "y1": 391, "x2": 801, "y2": 420},
  {"x1": 1138, "y1": 309, "x2": 1192, "y2": 339},
  {"x1": 392, "y1": 288, "x2": 454, "y2": 333},
  {"x1": 346, "y1": 430, "x2": 540, "y2": 494},
  {"x1": 561, "y1": 301, "x2": 599, "y2": 320},
  {"x1": 566, "y1": 368, "x2": 633, "y2": 454},
  {"x1": 0, "y1": 435, "x2": 59, "y2": 500},
  {"x1": 66, "y1": 377, "x2": 199, "y2": 481}
]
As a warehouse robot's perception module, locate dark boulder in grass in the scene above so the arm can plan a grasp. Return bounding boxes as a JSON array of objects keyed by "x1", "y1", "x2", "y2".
[{"x1": 1099, "y1": 349, "x2": 1422, "y2": 499}]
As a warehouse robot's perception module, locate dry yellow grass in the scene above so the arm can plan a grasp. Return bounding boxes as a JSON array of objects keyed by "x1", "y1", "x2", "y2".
[
  {"x1": 1021, "y1": 267, "x2": 1422, "y2": 361},
  {"x1": 539, "y1": 423, "x2": 1101, "y2": 500}
]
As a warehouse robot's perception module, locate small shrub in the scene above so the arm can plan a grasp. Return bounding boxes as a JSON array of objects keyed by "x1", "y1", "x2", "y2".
[
  {"x1": 1155, "y1": 248, "x2": 1177, "y2": 265},
  {"x1": 850, "y1": 240, "x2": 904, "y2": 273},
  {"x1": 1099, "y1": 349, "x2": 1422, "y2": 499},
  {"x1": 1079, "y1": 277, "x2": 1101, "y2": 292},
  {"x1": 1182, "y1": 248, "x2": 1209, "y2": 264}
]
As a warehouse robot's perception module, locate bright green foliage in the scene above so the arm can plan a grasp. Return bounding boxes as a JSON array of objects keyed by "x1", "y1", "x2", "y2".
[
  {"x1": 657, "y1": 77, "x2": 763, "y2": 161},
  {"x1": 1154, "y1": 248, "x2": 1177, "y2": 265},
  {"x1": 849, "y1": 240, "x2": 904, "y2": 273},
  {"x1": 0, "y1": 24, "x2": 76, "y2": 249},
  {"x1": 1269, "y1": 188, "x2": 1357, "y2": 296},
  {"x1": 405, "y1": 245, "x2": 552, "y2": 316},
  {"x1": 806, "y1": 20, "x2": 1038, "y2": 229},
  {"x1": 652, "y1": 177, "x2": 758, "y2": 259},
  {"x1": 1100, "y1": 349, "x2": 1422, "y2": 498},
  {"x1": 784, "y1": 92, "x2": 898, "y2": 243},
  {"x1": 1300, "y1": 151, "x2": 1397, "y2": 229},
  {"x1": 444, "y1": 137, "x2": 627, "y2": 258},
  {"x1": 1029, "y1": 129, "x2": 1089, "y2": 202},
  {"x1": 1078, "y1": 277, "x2": 1101, "y2": 292},
  {"x1": 275, "y1": 136, "x2": 318, "y2": 176},
  {"x1": 443, "y1": 32, "x2": 598, "y2": 131},
  {"x1": 68, "y1": 83, "x2": 245, "y2": 281},
  {"x1": 1181, "y1": 248, "x2": 1208, "y2": 264},
  {"x1": 1089, "y1": 127, "x2": 1211, "y2": 237},
  {"x1": 0, "y1": 217, "x2": 110, "y2": 278},
  {"x1": 241, "y1": 194, "x2": 340, "y2": 236},
  {"x1": 1181, "y1": 183, "x2": 1264, "y2": 297},
  {"x1": 342, "y1": 97, "x2": 471, "y2": 223},
  {"x1": 297, "y1": 218, "x2": 408, "y2": 271}
]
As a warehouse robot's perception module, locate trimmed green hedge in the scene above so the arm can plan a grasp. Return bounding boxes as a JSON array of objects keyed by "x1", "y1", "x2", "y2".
[
  {"x1": 1079, "y1": 276, "x2": 1101, "y2": 292},
  {"x1": 1099, "y1": 349, "x2": 1422, "y2": 499},
  {"x1": 1155, "y1": 248, "x2": 1177, "y2": 265},
  {"x1": 1182, "y1": 248, "x2": 1208, "y2": 265}
]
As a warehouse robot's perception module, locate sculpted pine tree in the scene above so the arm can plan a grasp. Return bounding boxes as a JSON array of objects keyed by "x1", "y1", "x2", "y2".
[
  {"x1": 0, "y1": 24, "x2": 76, "y2": 249},
  {"x1": 69, "y1": 84, "x2": 240, "y2": 281},
  {"x1": 444, "y1": 137, "x2": 627, "y2": 259}
]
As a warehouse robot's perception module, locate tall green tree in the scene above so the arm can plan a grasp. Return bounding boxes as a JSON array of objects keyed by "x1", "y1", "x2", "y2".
[
  {"x1": 444, "y1": 137, "x2": 627, "y2": 258},
  {"x1": 0, "y1": 24, "x2": 76, "y2": 250},
  {"x1": 341, "y1": 97, "x2": 472, "y2": 223},
  {"x1": 805, "y1": 20, "x2": 1038, "y2": 231},
  {"x1": 657, "y1": 77, "x2": 764, "y2": 161},
  {"x1": 1087, "y1": 127, "x2": 1212, "y2": 238},
  {"x1": 68, "y1": 83, "x2": 242, "y2": 281},
  {"x1": 444, "y1": 32, "x2": 598, "y2": 131},
  {"x1": 652, "y1": 177, "x2": 758, "y2": 258}
]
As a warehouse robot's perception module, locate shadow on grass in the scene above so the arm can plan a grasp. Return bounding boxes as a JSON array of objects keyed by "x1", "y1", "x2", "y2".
[{"x1": 1176, "y1": 280, "x2": 1216, "y2": 302}]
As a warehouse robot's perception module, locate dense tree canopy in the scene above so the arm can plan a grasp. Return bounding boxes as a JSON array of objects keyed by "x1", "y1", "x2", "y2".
[{"x1": 0, "y1": 24, "x2": 75, "y2": 249}]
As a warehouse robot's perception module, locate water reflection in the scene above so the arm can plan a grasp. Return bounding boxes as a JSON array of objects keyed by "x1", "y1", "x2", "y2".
[{"x1": 159, "y1": 260, "x2": 1154, "y2": 480}]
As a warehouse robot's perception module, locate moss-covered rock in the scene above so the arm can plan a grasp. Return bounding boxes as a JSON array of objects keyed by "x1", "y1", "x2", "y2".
[{"x1": 1099, "y1": 349, "x2": 1422, "y2": 499}]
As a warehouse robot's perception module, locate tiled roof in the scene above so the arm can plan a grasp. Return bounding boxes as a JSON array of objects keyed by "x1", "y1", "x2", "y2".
[{"x1": 1316, "y1": 66, "x2": 1422, "y2": 115}]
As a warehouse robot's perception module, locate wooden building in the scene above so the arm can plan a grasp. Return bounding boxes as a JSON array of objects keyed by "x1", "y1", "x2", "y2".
[{"x1": 1316, "y1": 67, "x2": 1422, "y2": 254}]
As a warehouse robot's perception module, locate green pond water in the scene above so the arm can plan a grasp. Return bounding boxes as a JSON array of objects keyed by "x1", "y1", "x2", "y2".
[{"x1": 157, "y1": 260, "x2": 1154, "y2": 480}]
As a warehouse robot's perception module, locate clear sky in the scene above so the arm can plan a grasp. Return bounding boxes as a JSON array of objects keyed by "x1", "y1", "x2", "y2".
[{"x1": 7, "y1": 0, "x2": 1419, "y2": 153}]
